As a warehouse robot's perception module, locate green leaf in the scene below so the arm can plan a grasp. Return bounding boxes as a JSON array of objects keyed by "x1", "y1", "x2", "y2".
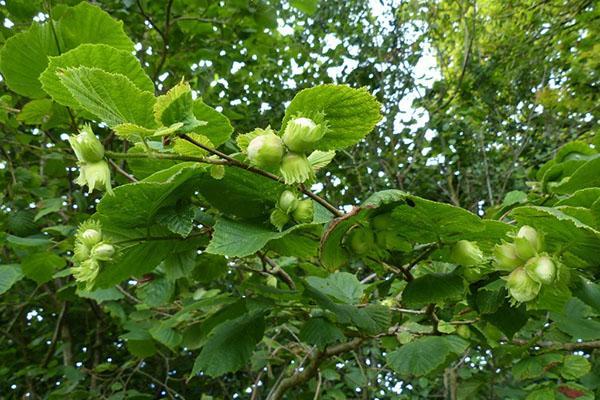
[
  {"x1": 156, "y1": 203, "x2": 196, "y2": 237},
  {"x1": 525, "y1": 387, "x2": 555, "y2": 400},
  {"x1": 137, "y1": 277, "x2": 174, "y2": 307},
  {"x1": 561, "y1": 355, "x2": 591, "y2": 380},
  {"x1": 58, "y1": 67, "x2": 156, "y2": 128},
  {"x1": 172, "y1": 133, "x2": 212, "y2": 157},
  {"x1": 96, "y1": 163, "x2": 205, "y2": 228},
  {"x1": 127, "y1": 339, "x2": 156, "y2": 358},
  {"x1": 0, "y1": 23, "x2": 59, "y2": 98},
  {"x1": 94, "y1": 240, "x2": 171, "y2": 288},
  {"x1": 149, "y1": 323, "x2": 182, "y2": 350},
  {"x1": 206, "y1": 204, "x2": 330, "y2": 257},
  {"x1": 572, "y1": 278, "x2": 600, "y2": 312},
  {"x1": 299, "y1": 317, "x2": 344, "y2": 349},
  {"x1": 17, "y1": 99, "x2": 54, "y2": 125},
  {"x1": 77, "y1": 287, "x2": 124, "y2": 303},
  {"x1": 511, "y1": 206, "x2": 600, "y2": 267},
  {"x1": 555, "y1": 188, "x2": 600, "y2": 208},
  {"x1": 482, "y1": 302, "x2": 528, "y2": 339},
  {"x1": 21, "y1": 252, "x2": 65, "y2": 284},
  {"x1": 6, "y1": 234, "x2": 51, "y2": 248},
  {"x1": 512, "y1": 353, "x2": 562, "y2": 380},
  {"x1": 41, "y1": 44, "x2": 153, "y2": 109},
  {"x1": 34, "y1": 197, "x2": 63, "y2": 221},
  {"x1": 192, "y1": 312, "x2": 265, "y2": 378},
  {"x1": 305, "y1": 272, "x2": 365, "y2": 304},
  {"x1": 0, "y1": 2, "x2": 134, "y2": 98},
  {"x1": 195, "y1": 166, "x2": 284, "y2": 220},
  {"x1": 281, "y1": 84, "x2": 382, "y2": 150},
  {"x1": 0, "y1": 264, "x2": 23, "y2": 295},
  {"x1": 290, "y1": 0, "x2": 319, "y2": 15},
  {"x1": 403, "y1": 272, "x2": 464, "y2": 307},
  {"x1": 551, "y1": 156, "x2": 600, "y2": 194},
  {"x1": 320, "y1": 190, "x2": 511, "y2": 270},
  {"x1": 193, "y1": 99, "x2": 234, "y2": 147},
  {"x1": 550, "y1": 298, "x2": 600, "y2": 340},
  {"x1": 387, "y1": 336, "x2": 468, "y2": 377},
  {"x1": 154, "y1": 81, "x2": 206, "y2": 132},
  {"x1": 58, "y1": 2, "x2": 134, "y2": 51}
]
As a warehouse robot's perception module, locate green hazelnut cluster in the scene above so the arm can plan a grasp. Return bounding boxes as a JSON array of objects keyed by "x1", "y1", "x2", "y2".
[
  {"x1": 68, "y1": 125, "x2": 113, "y2": 194},
  {"x1": 494, "y1": 226, "x2": 557, "y2": 303},
  {"x1": 242, "y1": 116, "x2": 328, "y2": 184},
  {"x1": 270, "y1": 190, "x2": 314, "y2": 231},
  {"x1": 72, "y1": 220, "x2": 115, "y2": 289}
]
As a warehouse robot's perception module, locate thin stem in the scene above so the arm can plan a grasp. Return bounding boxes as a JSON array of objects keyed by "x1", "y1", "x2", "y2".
[
  {"x1": 179, "y1": 134, "x2": 343, "y2": 217},
  {"x1": 108, "y1": 158, "x2": 138, "y2": 183},
  {"x1": 106, "y1": 150, "x2": 227, "y2": 165}
]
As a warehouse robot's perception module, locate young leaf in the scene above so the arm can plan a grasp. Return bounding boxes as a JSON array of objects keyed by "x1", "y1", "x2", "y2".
[
  {"x1": 387, "y1": 336, "x2": 468, "y2": 377},
  {"x1": 281, "y1": 84, "x2": 382, "y2": 150},
  {"x1": 41, "y1": 44, "x2": 154, "y2": 109},
  {"x1": 154, "y1": 81, "x2": 206, "y2": 133},
  {"x1": 193, "y1": 99, "x2": 234, "y2": 147},
  {"x1": 191, "y1": 312, "x2": 265, "y2": 377},
  {"x1": 58, "y1": 67, "x2": 157, "y2": 128}
]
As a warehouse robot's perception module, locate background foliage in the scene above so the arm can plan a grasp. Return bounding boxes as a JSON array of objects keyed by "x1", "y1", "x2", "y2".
[{"x1": 0, "y1": 0, "x2": 599, "y2": 399}]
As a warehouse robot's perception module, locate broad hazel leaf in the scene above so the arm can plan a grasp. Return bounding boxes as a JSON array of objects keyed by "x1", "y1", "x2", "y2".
[
  {"x1": 206, "y1": 203, "x2": 330, "y2": 257},
  {"x1": 96, "y1": 163, "x2": 206, "y2": 228},
  {"x1": 58, "y1": 67, "x2": 157, "y2": 128},
  {"x1": 299, "y1": 317, "x2": 344, "y2": 349},
  {"x1": 320, "y1": 189, "x2": 512, "y2": 270},
  {"x1": 561, "y1": 355, "x2": 591, "y2": 380},
  {"x1": 21, "y1": 252, "x2": 65, "y2": 284},
  {"x1": 195, "y1": 166, "x2": 284, "y2": 220},
  {"x1": 555, "y1": 188, "x2": 600, "y2": 208},
  {"x1": 305, "y1": 272, "x2": 365, "y2": 304},
  {"x1": 281, "y1": 84, "x2": 382, "y2": 150},
  {"x1": 550, "y1": 298, "x2": 600, "y2": 340},
  {"x1": 0, "y1": 2, "x2": 134, "y2": 99},
  {"x1": 154, "y1": 81, "x2": 206, "y2": 132},
  {"x1": 16, "y1": 99, "x2": 54, "y2": 125},
  {"x1": 58, "y1": 2, "x2": 134, "y2": 51},
  {"x1": 290, "y1": 0, "x2": 319, "y2": 15},
  {"x1": 387, "y1": 336, "x2": 468, "y2": 377},
  {"x1": 191, "y1": 312, "x2": 265, "y2": 378},
  {"x1": 94, "y1": 240, "x2": 172, "y2": 288},
  {"x1": 0, "y1": 264, "x2": 24, "y2": 295},
  {"x1": 402, "y1": 272, "x2": 465, "y2": 307},
  {"x1": 149, "y1": 323, "x2": 182, "y2": 350},
  {"x1": 193, "y1": 99, "x2": 234, "y2": 147},
  {"x1": 41, "y1": 44, "x2": 154, "y2": 109},
  {"x1": 551, "y1": 156, "x2": 600, "y2": 195},
  {"x1": 0, "y1": 23, "x2": 60, "y2": 98}
]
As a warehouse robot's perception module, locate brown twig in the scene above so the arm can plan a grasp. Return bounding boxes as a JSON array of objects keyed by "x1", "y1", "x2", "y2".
[
  {"x1": 258, "y1": 252, "x2": 296, "y2": 290},
  {"x1": 42, "y1": 302, "x2": 68, "y2": 367},
  {"x1": 266, "y1": 338, "x2": 365, "y2": 400},
  {"x1": 107, "y1": 158, "x2": 138, "y2": 183}
]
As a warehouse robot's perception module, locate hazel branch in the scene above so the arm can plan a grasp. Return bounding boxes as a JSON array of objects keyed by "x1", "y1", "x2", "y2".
[{"x1": 179, "y1": 134, "x2": 343, "y2": 217}]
